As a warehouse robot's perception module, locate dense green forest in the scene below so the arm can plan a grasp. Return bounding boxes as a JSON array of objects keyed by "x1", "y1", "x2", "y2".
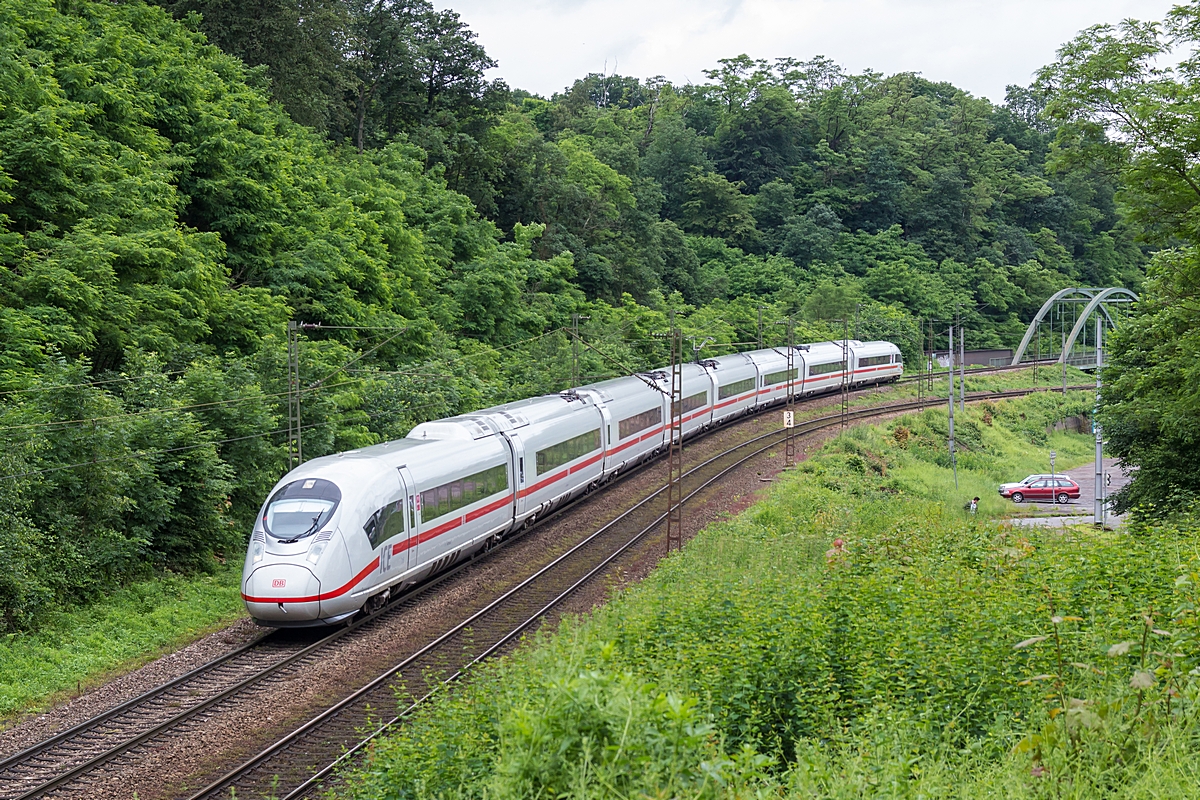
[{"x1": 0, "y1": 0, "x2": 1160, "y2": 629}]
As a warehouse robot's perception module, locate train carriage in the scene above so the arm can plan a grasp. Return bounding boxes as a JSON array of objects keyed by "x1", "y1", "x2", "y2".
[
  {"x1": 708, "y1": 352, "x2": 760, "y2": 423},
  {"x1": 745, "y1": 347, "x2": 804, "y2": 406},
  {"x1": 491, "y1": 394, "x2": 605, "y2": 524},
  {"x1": 575, "y1": 375, "x2": 667, "y2": 477},
  {"x1": 802, "y1": 341, "x2": 851, "y2": 394},
  {"x1": 394, "y1": 433, "x2": 514, "y2": 579},
  {"x1": 242, "y1": 434, "x2": 513, "y2": 626},
  {"x1": 643, "y1": 363, "x2": 717, "y2": 439},
  {"x1": 849, "y1": 340, "x2": 903, "y2": 385}
]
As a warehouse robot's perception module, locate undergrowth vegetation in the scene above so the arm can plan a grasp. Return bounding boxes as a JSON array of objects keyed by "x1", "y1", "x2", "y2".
[
  {"x1": 0, "y1": 563, "x2": 243, "y2": 719},
  {"x1": 340, "y1": 393, "x2": 1200, "y2": 799}
]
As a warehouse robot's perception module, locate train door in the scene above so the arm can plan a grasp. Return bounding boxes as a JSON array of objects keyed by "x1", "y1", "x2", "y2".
[
  {"x1": 503, "y1": 433, "x2": 530, "y2": 521},
  {"x1": 397, "y1": 466, "x2": 420, "y2": 570},
  {"x1": 594, "y1": 401, "x2": 614, "y2": 461}
]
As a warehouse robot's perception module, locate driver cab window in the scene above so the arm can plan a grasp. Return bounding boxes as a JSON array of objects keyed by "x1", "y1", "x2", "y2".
[{"x1": 364, "y1": 499, "x2": 406, "y2": 549}]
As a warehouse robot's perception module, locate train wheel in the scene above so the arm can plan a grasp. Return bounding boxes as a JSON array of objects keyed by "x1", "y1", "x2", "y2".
[{"x1": 364, "y1": 591, "x2": 388, "y2": 616}]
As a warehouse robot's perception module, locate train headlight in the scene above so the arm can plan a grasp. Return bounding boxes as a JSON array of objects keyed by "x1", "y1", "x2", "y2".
[
  {"x1": 251, "y1": 539, "x2": 264, "y2": 564},
  {"x1": 306, "y1": 539, "x2": 327, "y2": 565}
]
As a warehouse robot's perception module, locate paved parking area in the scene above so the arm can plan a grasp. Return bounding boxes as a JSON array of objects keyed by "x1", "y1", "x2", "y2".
[{"x1": 1006, "y1": 457, "x2": 1132, "y2": 529}]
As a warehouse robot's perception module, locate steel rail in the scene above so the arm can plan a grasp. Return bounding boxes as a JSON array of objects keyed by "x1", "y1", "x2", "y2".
[
  {"x1": 5, "y1": 545, "x2": 496, "y2": 800},
  {"x1": 0, "y1": 632, "x2": 272, "y2": 776}
]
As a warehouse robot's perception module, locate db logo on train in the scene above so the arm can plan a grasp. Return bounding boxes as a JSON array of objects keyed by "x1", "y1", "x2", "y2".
[{"x1": 272, "y1": 579, "x2": 287, "y2": 588}]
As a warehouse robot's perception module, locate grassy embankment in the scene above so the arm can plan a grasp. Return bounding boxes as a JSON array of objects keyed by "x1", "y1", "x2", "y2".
[
  {"x1": 340, "y1": 389, "x2": 1200, "y2": 799},
  {"x1": 0, "y1": 566, "x2": 244, "y2": 722},
  {"x1": 0, "y1": 365, "x2": 1089, "y2": 725}
]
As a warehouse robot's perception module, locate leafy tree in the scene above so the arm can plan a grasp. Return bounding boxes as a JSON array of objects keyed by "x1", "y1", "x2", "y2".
[
  {"x1": 715, "y1": 87, "x2": 806, "y2": 191},
  {"x1": 680, "y1": 170, "x2": 758, "y2": 250},
  {"x1": 156, "y1": 0, "x2": 350, "y2": 130},
  {"x1": 641, "y1": 113, "x2": 714, "y2": 219},
  {"x1": 1039, "y1": 3, "x2": 1200, "y2": 518},
  {"x1": 1100, "y1": 249, "x2": 1200, "y2": 518}
]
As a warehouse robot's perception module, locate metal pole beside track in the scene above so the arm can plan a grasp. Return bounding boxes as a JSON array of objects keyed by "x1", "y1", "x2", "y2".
[
  {"x1": 959, "y1": 319, "x2": 966, "y2": 413},
  {"x1": 286, "y1": 321, "x2": 302, "y2": 468},
  {"x1": 785, "y1": 317, "x2": 796, "y2": 467},
  {"x1": 666, "y1": 326, "x2": 683, "y2": 554},
  {"x1": 1095, "y1": 315, "x2": 1105, "y2": 527},
  {"x1": 840, "y1": 318, "x2": 849, "y2": 430},
  {"x1": 948, "y1": 324, "x2": 958, "y2": 490},
  {"x1": 917, "y1": 318, "x2": 924, "y2": 405}
]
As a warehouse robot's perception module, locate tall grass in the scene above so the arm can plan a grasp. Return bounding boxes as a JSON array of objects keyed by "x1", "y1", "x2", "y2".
[{"x1": 339, "y1": 393, "x2": 1200, "y2": 799}]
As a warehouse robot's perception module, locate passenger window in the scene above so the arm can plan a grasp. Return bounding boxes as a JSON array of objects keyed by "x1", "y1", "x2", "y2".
[
  {"x1": 419, "y1": 464, "x2": 509, "y2": 523},
  {"x1": 718, "y1": 378, "x2": 755, "y2": 400},
  {"x1": 536, "y1": 430, "x2": 601, "y2": 474},
  {"x1": 671, "y1": 391, "x2": 708, "y2": 417},
  {"x1": 381, "y1": 501, "x2": 406, "y2": 541},
  {"x1": 618, "y1": 408, "x2": 661, "y2": 439}
]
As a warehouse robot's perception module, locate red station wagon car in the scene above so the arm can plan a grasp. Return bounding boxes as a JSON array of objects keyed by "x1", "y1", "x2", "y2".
[{"x1": 999, "y1": 475, "x2": 1081, "y2": 504}]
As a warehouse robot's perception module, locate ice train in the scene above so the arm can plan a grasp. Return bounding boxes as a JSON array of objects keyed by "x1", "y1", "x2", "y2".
[{"x1": 242, "y1": 339, "x2": 902, "y2": 626}]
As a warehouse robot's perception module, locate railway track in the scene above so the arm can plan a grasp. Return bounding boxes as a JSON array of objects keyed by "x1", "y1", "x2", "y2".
[
  {"x1": 189, "y1": 386, "x2": 1074, "y2": 800},
  {"x1": 3, "y1": 380, "x2": 1077, "y2": 800},
  {"x1": 0, "y1": 548, "x2": 499, "y2": 800}
]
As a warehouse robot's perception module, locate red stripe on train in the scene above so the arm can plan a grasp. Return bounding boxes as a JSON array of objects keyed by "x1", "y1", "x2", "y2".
[{"x1": 242, "y1": 557, "x2": 380, "y2": 604}]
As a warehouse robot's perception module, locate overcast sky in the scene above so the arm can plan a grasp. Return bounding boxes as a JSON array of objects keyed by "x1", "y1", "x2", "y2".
[{"x1": 437, "y1": 0, "x2": 1176, "y2": 104}]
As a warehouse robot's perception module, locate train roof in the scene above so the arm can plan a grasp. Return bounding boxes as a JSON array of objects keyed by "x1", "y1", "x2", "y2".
[
  {"x1": 575, "y1": 373, "x2": 663, "y2": 403},
  {"x1": 853, "y1": 339, "x2": 901, "y2": 355},
  {"x1": 406, "y1": 391, "x2": 598, "y2": 441}
]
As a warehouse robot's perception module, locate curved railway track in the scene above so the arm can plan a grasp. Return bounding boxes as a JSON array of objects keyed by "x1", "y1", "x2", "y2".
[
  {"x1": 192, "y1": 385, "x2": 1077, "y2": 800},
  {"x1": 2, "y1": 378, "x2": 1081, "y2": 800}
]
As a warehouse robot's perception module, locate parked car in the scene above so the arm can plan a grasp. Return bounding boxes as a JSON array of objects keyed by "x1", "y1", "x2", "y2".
[
  {"x1": 999, "y1": 475, "x2": 1081, "y2": 504},
  {"x1": 997, "y1": 474, "x2": 1057, "y2": 493}
]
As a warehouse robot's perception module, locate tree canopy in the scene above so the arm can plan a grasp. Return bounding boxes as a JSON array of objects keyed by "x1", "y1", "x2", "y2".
[{"x1": 0, "y1": 0, "x2": 1156, "y2": 628}]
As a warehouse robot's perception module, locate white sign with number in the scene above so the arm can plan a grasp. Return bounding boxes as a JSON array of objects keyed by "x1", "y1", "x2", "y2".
[{"x1": 784, "y1": 410, "x2": 794, "y2": 428}]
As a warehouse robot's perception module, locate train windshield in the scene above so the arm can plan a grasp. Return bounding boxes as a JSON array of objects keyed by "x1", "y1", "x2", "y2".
[{"x1": 263, "y1": 478, "x2": 342, "y2": 541}]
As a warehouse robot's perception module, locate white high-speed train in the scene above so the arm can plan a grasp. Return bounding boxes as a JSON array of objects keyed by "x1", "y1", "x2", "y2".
[{"x1": 242, "y1": 339, "x2": 902, "y2": 625}]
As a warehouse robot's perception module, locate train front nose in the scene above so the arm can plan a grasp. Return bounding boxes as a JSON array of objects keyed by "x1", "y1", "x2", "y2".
[{"x1": 243, "y1": 563, "x2": 322, "y2": 623}]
